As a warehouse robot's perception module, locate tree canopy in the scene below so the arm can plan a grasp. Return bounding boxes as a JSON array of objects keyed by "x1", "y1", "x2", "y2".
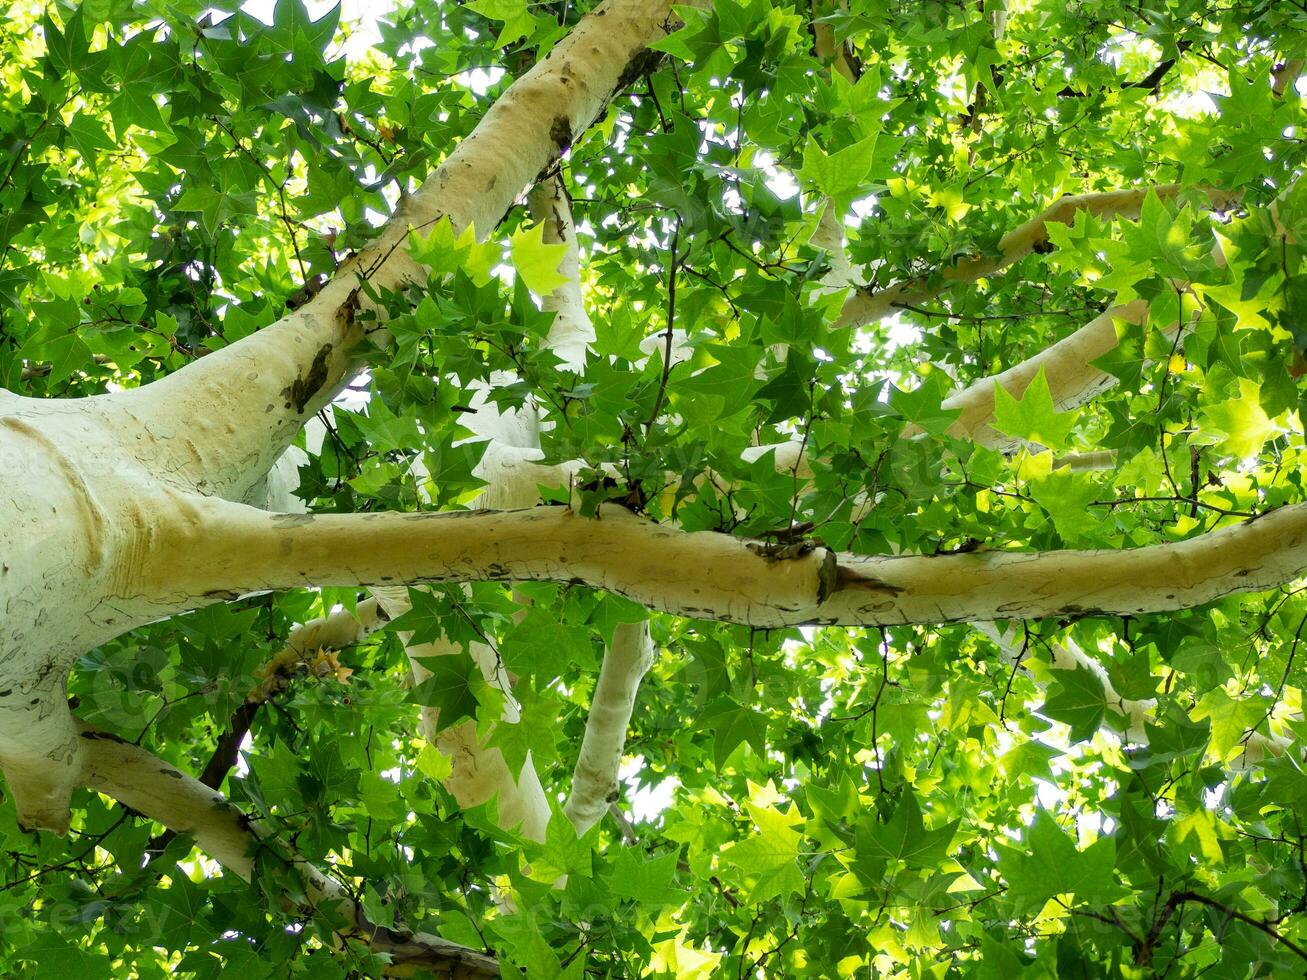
[{"x1": 1, "y1": 0, "x2": 1306, "y2": 976}]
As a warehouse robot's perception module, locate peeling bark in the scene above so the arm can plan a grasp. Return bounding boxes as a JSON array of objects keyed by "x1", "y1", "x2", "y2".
[
  {"x1": 103, "y1": 0, "x2": 680, "y2": 503},
  {"x1": 0, "y1": 0, "x2": 682, "y2": 835},
  {"x1": 373, "y1": 586, "x2": 551, "y2": 843}
]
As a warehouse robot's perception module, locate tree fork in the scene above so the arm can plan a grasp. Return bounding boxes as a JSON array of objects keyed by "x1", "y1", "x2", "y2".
[{"x1": 105, "y1": 0, "x2": 682, "y2": 503}]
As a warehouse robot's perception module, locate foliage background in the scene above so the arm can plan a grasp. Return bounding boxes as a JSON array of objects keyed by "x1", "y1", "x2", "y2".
[{"x1": 1, "y1": 0, "x2": 1306, "y2": 975}]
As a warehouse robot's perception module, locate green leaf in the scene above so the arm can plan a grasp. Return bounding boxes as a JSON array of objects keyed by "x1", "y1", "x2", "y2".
[
  {"x1": 855, "y1": 790, "x2": 957, "y2": 870},
  {"x1": 998, "y1": 810, "x2": 1119, "y2": 913},
  {"x1": 800, "y1": 132, "x2": 879, "y2": 203},
  {"x1": 410, "y1": 653, "x2": 481, "y2": 731},
  {"x1": 721, "y1": 791, "x2": 805, "y2": 903},
  {"x1": 991, "y1": 366, "x2": 1078, "y2": 451},
  {"x1": 604, "y1": 849, "x2": 682, "y2": 905},
  {"x1": 700, "y1": 696, "x2": 768, "y2": 770},
  {"x1": 510, "y1": 220, "x2": 571, "y2": 296},
  {"x1": 467, "y1": 0, "x2": 539, "y2": 47},
  {"x1": 415, "y1": 743, "x2": 454, "y2": 782},
  {"x1": 890, "y1": 372, "x2": 961, "y2": 436},
  {"x1": 1201, "y1": 377, "x2": 1279, "y2": 458},
  {"x1": 1039, "y1": 663, "x2": 1106, "y2": 742},
  {"x1": 385, "y1": 588, "x2": 447, "y2": 645}
]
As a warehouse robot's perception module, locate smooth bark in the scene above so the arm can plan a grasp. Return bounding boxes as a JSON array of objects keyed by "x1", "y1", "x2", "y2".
[
  {"x1": 135, "y1": 495, "x2": 1307, "y2": 629},
  {"x1": 564, "y1": 621, "x2": 655, "y2": 835}
]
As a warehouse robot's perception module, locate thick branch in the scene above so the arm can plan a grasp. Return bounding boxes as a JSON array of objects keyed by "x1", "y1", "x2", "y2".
[
  {"x1": 836, "y1": 185, "x2": 1238, "y2": 329},
  {"x1": 564, "y1": 621, "x2": 654, "y2": 835},
  {"x1": 747, "y1": 299, "x2": 1147, "y2": 476},
  {"x1": 77, "y1": 726, "x2": 500, "y2": 977},
  {"x1": 526, "y1": 175, "x2": 595, "y2": 372},
  {"x1": 136, "y1": 495, "x2": 1307, "y2": 629}
]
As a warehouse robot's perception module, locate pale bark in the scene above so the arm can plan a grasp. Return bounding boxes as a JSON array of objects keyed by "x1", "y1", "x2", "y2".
[
  {"x1": 528, "y1": 176, "x2": 660, "y2": 839},
  {"x1": 1273, "y1": 58, "x2": 1304, "y2": 99},
  {"x1": 564, "y1": 622, "x2": 655, "y2": 835},
  {"x1": 746, "y1": 300, "x2": 1148, "y2": 475},
  {"x1": 373, "y1": 176, "x2": 594, "y2": 842},
  {"x1": 129, "y1": 493, "x2": 1307, "y2": 629},
  {"x1": 836, "y1": 185, "x2": 1238, "y2": 329},
  {"x1": 527, "y1": 175, "x2": 596, "y2": 371},
  {"x1": 77, "y1": 726, "x2": 500, "y2": 978},
  {"x1": 373, "y1": 587, "x2": 551, "y2": 842},
  {"x1": 977, "y1": 622, "x2": 1299, "y2": 770}
]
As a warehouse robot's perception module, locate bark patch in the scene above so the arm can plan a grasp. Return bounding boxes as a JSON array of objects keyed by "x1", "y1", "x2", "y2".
[
  {"x1": 614, "y1": 46, "x2": 663, "y2": 93},
  {"x1": 550, "y1": 115, "x2": 573, "y2": 153},
  {"x1": 834, "y1": 565, "x2": 904, "y2": 596},
  {"x1": 283, "y1": 343, "x2": 334, "y2": 414},
  {"x1": 80, "y1": 730, "x2": 129, "y2": 744}
]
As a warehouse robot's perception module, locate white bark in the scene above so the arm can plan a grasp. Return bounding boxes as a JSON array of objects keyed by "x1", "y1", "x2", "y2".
[
  {"x1": 564, "y1": 622, "x2": 655, "y2": 835},
  {"x1": 977, "y1": 622, "x2": 1299, "y2": 771},
  {"x1": 975, "y1": 622, "x2": 1152, "y2": 741},
  {"x1": 373, "y1": 586, "x2": 551, "y2": 843},
  {"x1": 129, "y1": 493, "x2": 1307, "y2": 629},
  {"x1": 101, "y1": 0, "x2": 678, "y2": 504},
  {"x1": 527, "y1": 175, "x2": 596, "y2": 371},
  {"x1": 373, "y1": 175, "x2": 596, "y2": 842},
  {"x1": 77, "y1": 726, "x2": 500, "y2": 978}
]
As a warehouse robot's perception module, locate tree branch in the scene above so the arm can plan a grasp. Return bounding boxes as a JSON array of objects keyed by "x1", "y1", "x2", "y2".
[
  {"x1": 372, "y1": 587, "x2": 551, "y2": 842},
  {"x1": 564, "y1": 621, "x2": 655, "y2": 835},
  {"x1": 1273, "y1": 58, "x2": 1304, "y2": 99},
  {"x1": 526, "y1": 174, "x2": 595, "y2": 372},
  {"x1": 111, "y1": 0, "x2": 681, "y2": 503},
  {"x1": 135, "y1": 494, "x2": 1307, "y2": 629},
  {"x1": 77, "y1": 725, "x2": 501, "y2": 977},
  {"x1": 936, "y1": 300, "x2": 1148, "y2": 446},
  {"x1": 836, "y1": 185, "x2": 1239, "y2": 329}
]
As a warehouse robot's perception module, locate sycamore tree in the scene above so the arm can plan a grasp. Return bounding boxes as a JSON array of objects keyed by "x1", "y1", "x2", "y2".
[{"x1": 0, "y1": 0, "x2": 1306, "y2": 975}]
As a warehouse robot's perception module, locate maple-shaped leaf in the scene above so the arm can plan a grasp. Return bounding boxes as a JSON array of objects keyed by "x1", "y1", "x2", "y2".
[
  {"x1": 998, "y1": 810, "x2": 1120, "y2": 913},
  {"x1": 700, "y1": 696, "x2": 768, "y2": 770},
  {"x1": 510, "y1": 220, "x2": 570, "y2": 295},
  {"x1": 890, "y1": 372, "x2": 962, "y2": 436},
  {"x1": 855, "y1": 789, "x2": 957, "y2": 870},
  {"x1": 1039, "y1": 663, "x2": 1106, "y2": 743},
  {"x1": 1201, "y1": 377, "x2": 1279, "y2": 459},
  {"x1": 721, "y1": 794, "x2": 805, "y2": 903},
  {"x1": 992, "y1": 366, "x2": 1078, "y2": 451},
  {"x1": 385, "y1": 588, "x2": 447, "y2": 645},
  {"x1": 410, "y1": 653, "x2": 481, "y2": 731}
]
